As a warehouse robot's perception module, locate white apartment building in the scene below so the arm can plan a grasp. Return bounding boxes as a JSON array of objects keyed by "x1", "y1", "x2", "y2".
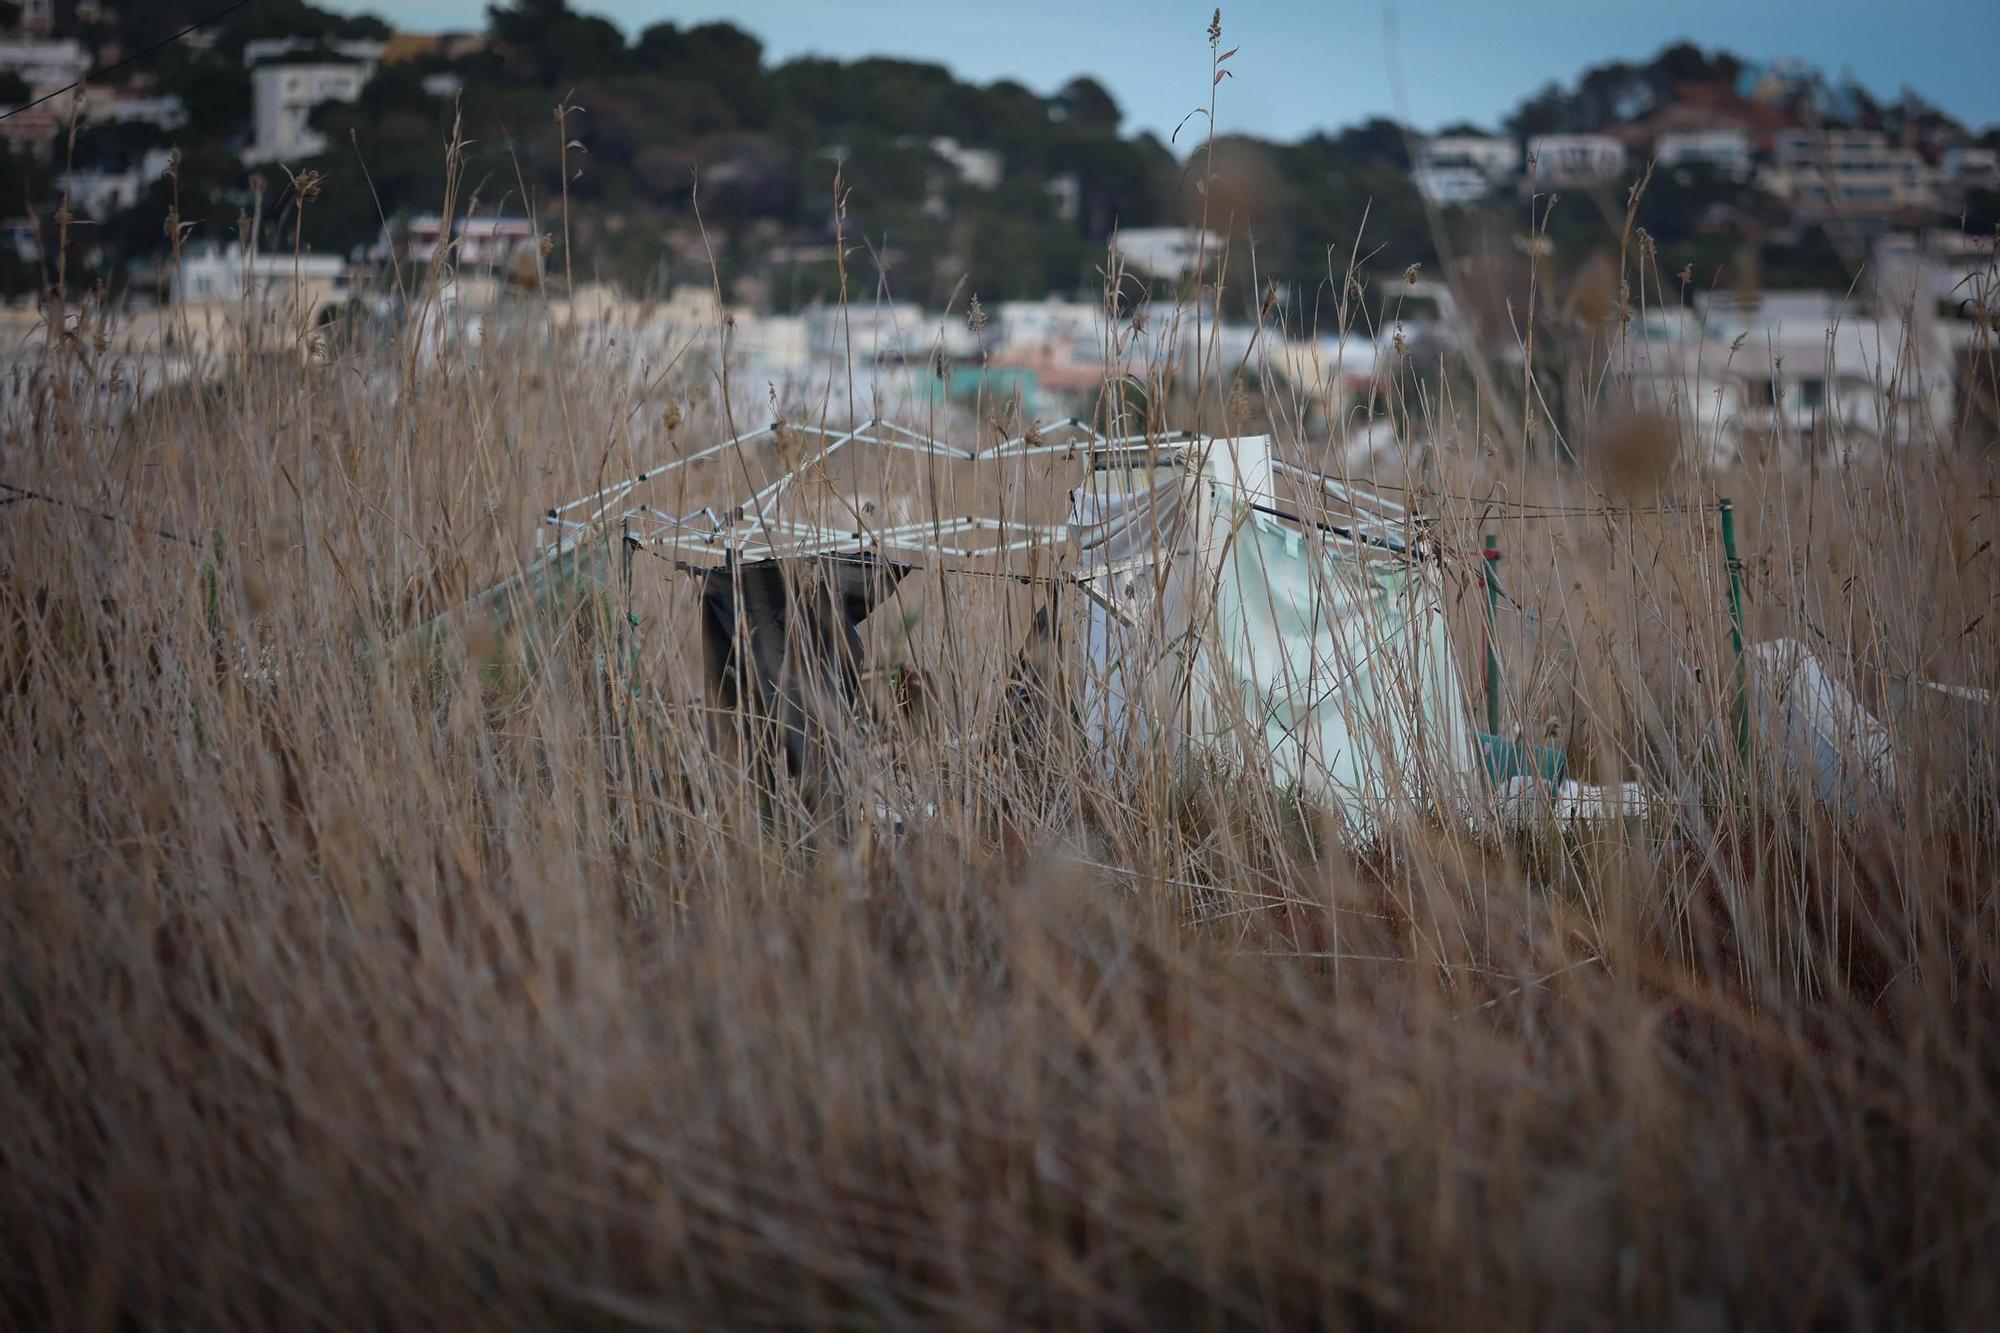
[
  {"x1": 991, "y1": 297, "x2": 1102, "y2": 356},
  {"x1": 1412, "y1": 134, "x2": 1516, "y2": 205},
  {"x1": 1529, "y1": 133, "x2": 1628, "y2": 185},
  {"x1": 1942, "y1": 146, "x2": 2000, "y2": 192},
  {"x1": 171, "y1": 242, "x2": 347, "y2": 316},
  {"x1": 1654, "y1": 128, "x2": 1752, "y2": 178},
  {"x1": 1872, "y1": 231, "x2": 2000, "y2": 330},
  {"x1": 1766, "y1": 129, "x2": 1934, "y2": 222},
  {"x1": 929, "y1": 137, "x2": 1002, "y2": 190},
  {"x1": 83, "y1": 91, "x2": 187, "y2": 131},
  {"x1": 1422, "y1": 134, "x2": 1516, "y2": 176},
  {"x1": 1410, "y1": 165, "x2": 1488, "y2": 206},
  {"x1": 1108, "y1": 226, "x2": 1221, "y2": 281},
  {"x1": 57, "y1": 146, "x2": 175, "y2": 217},
  {"x1": 243, "y1": 37, "x2": 386, "y2": 72},
  {"x1": 0, "y1": 39, "x2": 88, "y2": 89},
  {"x1": 12, "y1": 0, "x2": 97, "y2": 35},
  {"x1": 368, "y1": 214, "x2": 540, "y2": 269},
  {"x1": 246, "y1": 62, "x2": 369, "y2": 163}
]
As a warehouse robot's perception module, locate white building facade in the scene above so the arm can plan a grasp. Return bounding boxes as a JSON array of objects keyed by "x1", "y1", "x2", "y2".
[
  {"x1": 1942, "y1": 146, "x2": 2000, "y2": 193},
  {"x1": 243, "y1": 37, "x2": 386, "y2": 71},
  {"x1": 1765, "y1": 130, "x2": 1935, "y2": 222},
  {"x1": 247, "y1": 62, "x2": 369, "y2": 163},
  {"x1": 1530, "y1": 134, "x2": 1628, "y2": 185},
  {"x1": 1109, "y1": 227, "x2": 1221, "y2": 281},
  {"x1": 171, "y1": 242, "x2": 347, "y2": 314},
  {"x1": 0, "y1": 39, "x2": 88, "y2": 90},
  {"x1": 1654, "y1": 129, "x2": 1752, "y2": 178},
  {"x1": 84, "y1": 93, "x2": 188, "y2": 131},
  {"x1": 1412, "y1": 134, "x2": 1517, "y2": 205},
  {"x1": 57, "y1": 146, "x2": 175, "y2": 218}
]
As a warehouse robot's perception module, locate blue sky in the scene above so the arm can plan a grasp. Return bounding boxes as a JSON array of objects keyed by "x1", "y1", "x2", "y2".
[{"x1": 326, "y1": 1, "x2": 2000, "y2": 140}]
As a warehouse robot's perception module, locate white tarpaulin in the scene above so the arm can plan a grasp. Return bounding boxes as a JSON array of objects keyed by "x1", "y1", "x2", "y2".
[
  {"x1": 1747, "y1": 637, "x2": 1896, "y2": 807},
  {"x1": 1072, "y1": 436, "x2": 1481, "y2": 838}
]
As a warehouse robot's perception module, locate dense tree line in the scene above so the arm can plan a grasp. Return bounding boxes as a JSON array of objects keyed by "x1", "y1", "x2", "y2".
[{"x1": 5, "y1": 3, "x2": 1994, "y2": 308}]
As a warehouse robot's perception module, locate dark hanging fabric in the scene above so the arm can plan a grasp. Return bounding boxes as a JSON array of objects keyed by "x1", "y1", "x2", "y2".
[
  {"x1": 1006, "y1": 593, "x2": 1066, "y2": 736},
  {"x1": 699, "y1": 555, "x2": 908, "y2": 804}
]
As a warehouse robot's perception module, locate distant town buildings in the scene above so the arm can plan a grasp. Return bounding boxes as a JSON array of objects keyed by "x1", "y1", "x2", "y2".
[
  {"x1": 1764, "y1": 129, "x2": 1935, "y2": 222},
  {"x1": 0, "y1": 36, "x2": 87, "y2": 88},
  {"x1": 929, "y1": 137, "x2": 1002, "y2": 190},
  {"x1": 380, "y1": 31, "x2": 490, "y2": 64},
  {"x1": 1653, "y1": 128, "x2": 1752, "y2": 178},
  {"x1": 371, "y1": 215, "x2": 541, "y2": 270},
  {"x1": 923, "y1": 137, "x2": 1002, "y2": 219},
  {"x1": 1530, "y1": 134, "x2": 1630, "y2": 185},
  {"x1": 1941, "y1": 146, "x2": 2000, "y2": 193},
  {"x1": 13, "y1": 1, "x2": 98, "y2": 38},
  {"x1": 1046, "y1": 173, "x2": 1081, "y2": 222},
  {"x1": 0, "y1": 0, "x2": 1987, "y2": 455},
  {"x1": 992, "y1": 297, "x2": 1101, "y2": 353},
  {"x1": 1413, "y1": 135, "x2": 1517, "y2": 206},
  {"x1": 1405, "y1": 99, "x2": 1993, "y2": 230},
  {"x1": 246, "y1": 61, "x2": 370, "y2": 163},
  {"x1": 242, "y1": 37, "x2": 386, "y2": 73},
  {"x1": 58, "y1": 146, "x2": 174, "y2": 218},
  {"x1": 83, "y1": 90, "x2": 187, "y2": 132},
  {"x1": 170, "y1": 241, "x2": 346, "y2": 317},
  {"x1": 238, "y1": 34, "x2": 390, "y2": 165},
  {"x1": 0, "y1": 90, "x2": 69, "y2": 157},
  {"x1": 1109, "y1": 227, "x2": 1221, "y2": 281}
]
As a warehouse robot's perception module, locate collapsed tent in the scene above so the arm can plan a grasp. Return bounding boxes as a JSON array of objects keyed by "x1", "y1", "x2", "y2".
[{"x1": 531, "y1": 419, "x2": 1500, "y2": 839}]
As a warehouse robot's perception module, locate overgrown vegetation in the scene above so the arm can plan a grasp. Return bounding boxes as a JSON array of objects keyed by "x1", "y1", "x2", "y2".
[{"x1": 4, "y1": 17, "x2": 2000, "y2": 1329}]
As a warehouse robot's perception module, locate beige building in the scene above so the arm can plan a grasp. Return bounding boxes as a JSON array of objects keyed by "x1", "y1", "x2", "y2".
[{"x1": 1764, "y1": 130, "x2": 1937, "y2": 223}]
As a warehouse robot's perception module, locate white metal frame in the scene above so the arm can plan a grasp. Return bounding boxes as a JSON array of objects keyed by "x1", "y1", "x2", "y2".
[{"x1": 539, "y1": 417, "x2": 1418, "y2": 573}]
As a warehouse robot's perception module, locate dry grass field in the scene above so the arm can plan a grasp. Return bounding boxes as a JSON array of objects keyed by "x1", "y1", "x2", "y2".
[{"x1": 3, "y1": 163, "x2": 2000, "y2": 1328}]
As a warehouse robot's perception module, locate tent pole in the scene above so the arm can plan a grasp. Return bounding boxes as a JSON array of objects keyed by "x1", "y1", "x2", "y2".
[
  {"x1": 1720, "y1": 498, "x2": 1750, "y2": 772},
  {"x1": 1483, "y1": 534, "x2": 1501, "y2": 738}
]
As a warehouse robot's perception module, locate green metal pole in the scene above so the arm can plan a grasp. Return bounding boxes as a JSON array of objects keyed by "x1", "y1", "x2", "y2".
[
  {"x1": 1719, "y1": 498, "x2": 1749, "y2": 769},
  {"x1": 1483, "y1": 534, "x2": 1501, "y2": 738},
  {"x1": 621, "y1": 526, "x2": 641, "y2": 694}
]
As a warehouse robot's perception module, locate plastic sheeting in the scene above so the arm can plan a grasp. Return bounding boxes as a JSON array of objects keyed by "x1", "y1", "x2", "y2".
[
  {"x1": 1201, "y1": 507, "x2": 1481, "y2": 834},
  {"x1": 1747, "y1": 637, "x2": 1897, "y2": 807},
  {"x1": 1071, "y1": 438, "x2": 1481, "y2": 838},
  {"x1": 1497, "y1": 776, "x2": 1655, "y2": 828}
]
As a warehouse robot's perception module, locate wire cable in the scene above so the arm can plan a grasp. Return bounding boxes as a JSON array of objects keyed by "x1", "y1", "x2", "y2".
[
  {"x1": 634, "y1": 542, "x2": 1073, "y2": 586},
  {"x1": 1332, "y1": 477, "x2": 1710, "y2": 519},
  {"x1": 0, "y1": 479, "x2": 198, "y2": 546}
]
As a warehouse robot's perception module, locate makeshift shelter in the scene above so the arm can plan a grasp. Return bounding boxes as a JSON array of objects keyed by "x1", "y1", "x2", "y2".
[{"x1": 535, "y1": 418, "x2": 1494, "y2": 838}]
